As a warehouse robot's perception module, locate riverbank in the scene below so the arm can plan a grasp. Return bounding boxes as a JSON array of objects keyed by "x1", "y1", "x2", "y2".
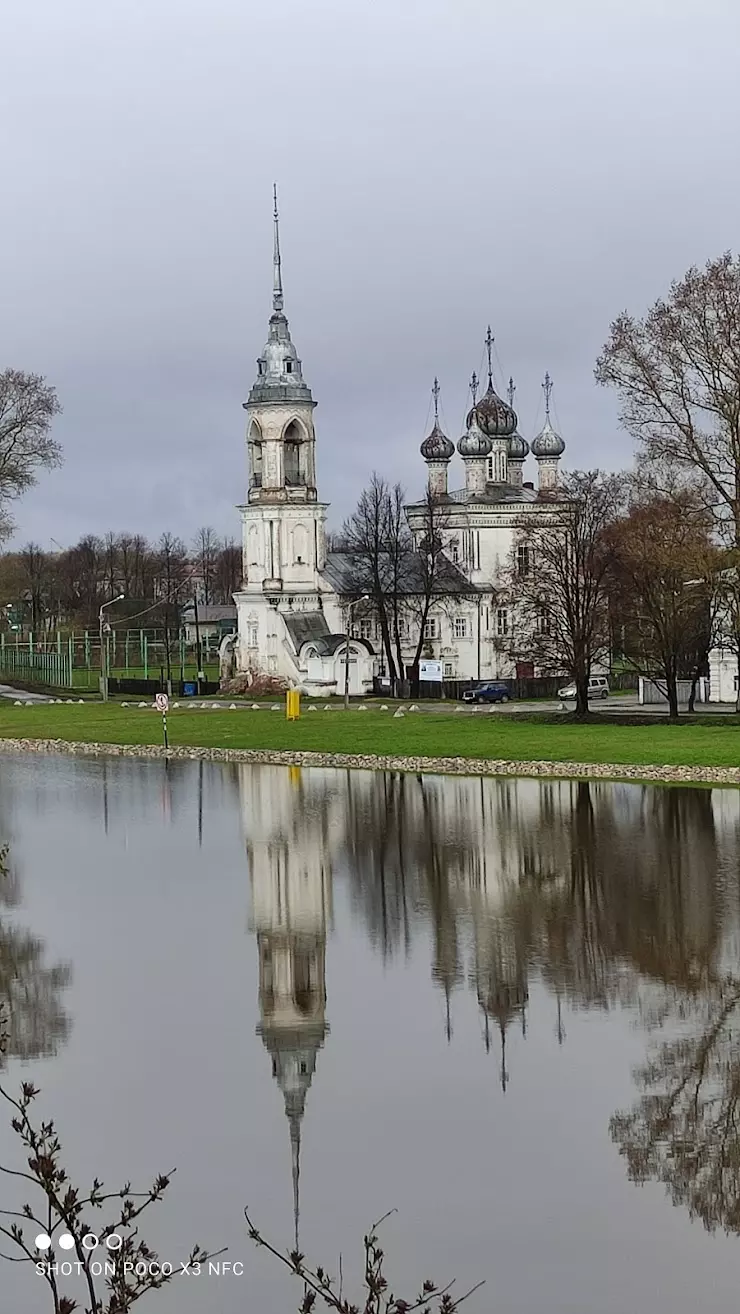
[{"x1": 0, "y1": 703, "x2": 739, "y2": 783}]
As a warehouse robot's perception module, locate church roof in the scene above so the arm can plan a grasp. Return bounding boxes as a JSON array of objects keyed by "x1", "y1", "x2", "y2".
[
  {"x1": 324, "y1": 550, "x2": 474, "y2": 596},
  {"x1": 283, "y1": 610, "x2": 329, "y2": 652},
  {"x1": 445, "y1": 484, "x2": 539, "y2": 504}
]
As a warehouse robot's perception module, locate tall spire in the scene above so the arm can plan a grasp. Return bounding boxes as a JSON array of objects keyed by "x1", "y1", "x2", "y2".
[
  {"x1": 289, "y1": 1114, "x2": 301, "y2": 1252},
  {"x1": 272, "y1": 183, "x2": 284, "y2": 313},
  {"x1": 542, "y1": 371, "x2": 553, "y2": 418},
  {"x1": 485, "y1": 326, "x2": 494, "y2": 387}
]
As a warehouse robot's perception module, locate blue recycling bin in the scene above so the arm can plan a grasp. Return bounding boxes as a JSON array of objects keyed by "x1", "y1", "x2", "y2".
[{"x1": 183, "y1": 682, "x2": 197, "y2": 696}]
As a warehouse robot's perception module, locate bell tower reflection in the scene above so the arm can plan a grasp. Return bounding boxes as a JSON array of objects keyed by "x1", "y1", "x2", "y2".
[
  {"x1": 474, "y1": 920, "x2": 528, "y2": 1093},
  {"x1": 243, "y1": 765, "x2": 334, "y2": 1247}
]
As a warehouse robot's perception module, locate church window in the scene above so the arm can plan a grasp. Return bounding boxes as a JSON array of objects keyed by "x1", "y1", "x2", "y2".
[
  {"x1": 424, "y1": 617, "x2": 440, "y2": 640},
  {"x1": 444, "y1": 662, "x2": 454, "y2": 677},
  {"x1": 496, "y1": 608, "x2": 509, "y2": 636},
  {"x1": 285, "y1": 360, "x2": 293, "y2": 373},
  {"x1": 293, "y1": 947, "x2": 315, "y2": 1015},
  {"x1": 247, "y1": 624, "x2": 258, "y2": 648},
  {"x1": 357, "y1": 617, "x2": 374, "y2": 641},
  {"x1": 449, "y1": 538, "x2": 460, "y2": 563},
  {"x1": 453, "y1": 616, "x2": 468, "y2": 639},
  {"x1": 300, "y1": 1062, "x2": 307, "y2": 1075},
  {"x1": 537, "y1": 608, "x2": 551, "y2": 635},
  {"x1": 517, "y1": 544, "x2": 530, "y2": 577}
]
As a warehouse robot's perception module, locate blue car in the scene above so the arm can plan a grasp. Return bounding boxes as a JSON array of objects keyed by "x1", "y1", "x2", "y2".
[{"x1": 462, "y1": 682, "x2": 511, "y2": 704}]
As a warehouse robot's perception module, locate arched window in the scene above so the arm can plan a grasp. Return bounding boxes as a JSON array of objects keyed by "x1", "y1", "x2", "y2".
[
  {"x1": 249, "y1": 422, "x2": 263, "y2": 489},
  {"x1": 293, "y1": 946, "x2": 315, "y2": 1015},
  {"x1": 283, "y1": 420, "x2": 304, "y2": 486}
]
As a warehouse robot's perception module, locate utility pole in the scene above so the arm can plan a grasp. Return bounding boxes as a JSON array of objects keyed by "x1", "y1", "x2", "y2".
[
  {"x1": 193, "y1": 594, "x2": 204, "y2": 694},
  {"x1": 99, "y1": 593, "x2": 125, "y2": 701}
]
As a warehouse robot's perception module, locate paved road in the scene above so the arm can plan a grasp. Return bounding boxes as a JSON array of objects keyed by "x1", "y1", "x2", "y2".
[{"x1": 0, "y1": 684, "x2": 52, "y2": 703}]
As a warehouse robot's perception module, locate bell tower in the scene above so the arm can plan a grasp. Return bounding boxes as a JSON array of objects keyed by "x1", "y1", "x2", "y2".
[{"x1": 238, "y1": 188, "x2": 328, "y2": 600}]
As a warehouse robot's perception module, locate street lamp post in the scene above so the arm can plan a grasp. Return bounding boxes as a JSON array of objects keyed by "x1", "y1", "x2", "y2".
[
  {"x1": 343, "y1": 595, "x2": 370, "y2": 711},
  {"x1": 99, "y1": 593, "x2": 125, "y2": 701}
]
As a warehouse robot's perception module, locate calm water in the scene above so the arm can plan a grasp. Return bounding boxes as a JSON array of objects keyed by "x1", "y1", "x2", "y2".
[{"x1": 1, "y1": 755, "x2": 740, "y2": 1312}]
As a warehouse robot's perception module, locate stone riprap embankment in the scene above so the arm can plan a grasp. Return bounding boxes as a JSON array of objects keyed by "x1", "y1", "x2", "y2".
[{"x1": 0, "y1": 737, "x2": 738, "y2": 787}]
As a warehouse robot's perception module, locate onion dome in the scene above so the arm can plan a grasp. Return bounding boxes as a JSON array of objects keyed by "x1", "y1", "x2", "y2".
[
  {"x1": 508, "y1": 430, "x2": 530, "y2": 460},
  {"x1": 466, "y1": 327, "x2": 517, "y2": 438},
  {"x1": 532, "y1": 416, "x2": 565, "y2": 457},
  {"x1": 458, "y1": 409, "x2": 492, "y2": 458},
  {"x1": 532, "y1": 373, "x2": 565, "y2": 456},
  {"x1": 466, "y1": 382, "x2": 517, "y2": 439},
  {"x1": 421, "y1": 422, "x2": 454, "y2": 462},
  {"x1": 420, "y1": 378, "x2": 455, "y2": 461}
]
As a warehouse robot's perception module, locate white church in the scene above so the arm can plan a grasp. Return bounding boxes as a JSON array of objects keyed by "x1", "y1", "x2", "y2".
[{"x1": 233, "y1": 195, "x2": 567, "y2": 695}]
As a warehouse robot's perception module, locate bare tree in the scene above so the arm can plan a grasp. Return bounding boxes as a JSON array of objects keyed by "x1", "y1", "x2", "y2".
[
  {"x1": 245, "y1": 1207, "x2": 482, "y2": 1314},
  {"x1": 0, "y1": 370, "x2": 62, "y2": 535},
  {"x1": 193, "y1": 527, "x2": 218, "y2": 605},
  {"x1": 405, "y1": 483, "x2": 457, "y2": 681},
  {"x1": 19, "y1": 542, "x2": 50, "y2": 637},
  {"x1": 212, "y1": 537, "x2": 241, "y2": 603},
  {"x1": 607, "y1": 489, "x2": 720, "y2": 718},
  {"x1": 503, "y1": 471, "x2": 624, "y2": 716},
  {"x1": 156, "y1": 533, "x2": 189, "y2": 687},
  {"x1": 595, "y1": 252, "x2": 740, "y2": 696},
  {"x1": 342, "y1": 474, "x2": 412, "y2": 686}
]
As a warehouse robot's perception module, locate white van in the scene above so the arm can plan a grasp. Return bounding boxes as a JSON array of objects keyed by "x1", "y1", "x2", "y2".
[{"x1": 557, "y1": 675, "x2": 610, "y2": 701}]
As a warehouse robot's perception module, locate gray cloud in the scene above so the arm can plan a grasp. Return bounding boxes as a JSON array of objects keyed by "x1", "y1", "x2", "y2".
[{"x1": 3, "y1": 0, "x2": 739, "y2": 546}]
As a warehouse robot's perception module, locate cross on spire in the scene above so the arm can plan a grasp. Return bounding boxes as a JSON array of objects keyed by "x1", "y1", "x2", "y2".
[
  {"x1": 485, "y1": 326, "x2": 494, "y2": 386},
  {"x1": 470, "y1": 371, "x2": 479, "y2": 405},
  {"x1": 542, "y1": 371, "x2": 553, "y2": 417},
  {"x1": 272, "y1": 183, "x2": 283, "y2": 313},
  {"x1": 507, "y1": 376, "x2": 516, "y2": 409},
  {"x1": 432, "y1": 376, "x2": 440, "y2": 424}
]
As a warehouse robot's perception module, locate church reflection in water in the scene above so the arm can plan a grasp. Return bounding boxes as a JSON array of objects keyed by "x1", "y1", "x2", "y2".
[
  {"x1": 243, "y1": 766, "x2": 340, "y2": 1248},
  {"x1": 241, "y1": 764, "x2": 740, "y2": 1237}
]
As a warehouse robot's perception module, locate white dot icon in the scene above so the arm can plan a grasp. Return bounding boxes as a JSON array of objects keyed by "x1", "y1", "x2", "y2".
[
  {"x1": 59, "y1": 1234, "x2": 75, "y2": 1250},
  {"x1": 35, "y1": 1234, "x2": 51, "y2": 1251}
]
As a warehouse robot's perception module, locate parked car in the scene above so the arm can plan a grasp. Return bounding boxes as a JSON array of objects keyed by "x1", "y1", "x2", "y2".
[
  {"x1": 557, "y1": 675, "x2": 610, "y2": 701},
  {"x1": 462, "y1": 682, "x2": 512, "y2": 704}
]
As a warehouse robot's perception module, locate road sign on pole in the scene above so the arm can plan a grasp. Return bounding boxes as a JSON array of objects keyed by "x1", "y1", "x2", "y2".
[{"x1": 155, "y1": 692, "x2": 169, "y2": 748}]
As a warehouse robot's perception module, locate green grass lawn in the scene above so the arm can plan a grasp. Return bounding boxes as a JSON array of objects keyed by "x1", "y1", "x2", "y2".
[{"x1": 0, "y1": 703, "x2": 739, "y2": 768}]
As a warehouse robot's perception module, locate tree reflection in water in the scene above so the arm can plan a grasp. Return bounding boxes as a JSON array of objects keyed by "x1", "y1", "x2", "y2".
[
  {"x1": 241, "y1": 764, "x2": 740, "y2": 1235},
  {"x1": 339, "y1": 770, "x2": 740, "y2": 1226},
  {"x1": 0, "y1": 844, "x2": 71, "y2": 1063},
  {"x1": 611, "y1": 979, "x2": 740, "y2": 1233}
]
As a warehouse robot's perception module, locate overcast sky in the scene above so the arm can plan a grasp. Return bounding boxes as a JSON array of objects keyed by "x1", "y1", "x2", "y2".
[{"x1": 3, "y1": 0, "x2": 739, "y2": 549}]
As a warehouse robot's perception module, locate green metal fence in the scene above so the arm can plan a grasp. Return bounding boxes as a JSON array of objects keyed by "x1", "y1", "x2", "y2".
[
  {"x1": 0, "y1": 644, "x2": 73, "y2": 687},
  {"x1": 0, "y1": 629, "x2": 223, "y2": 690}
]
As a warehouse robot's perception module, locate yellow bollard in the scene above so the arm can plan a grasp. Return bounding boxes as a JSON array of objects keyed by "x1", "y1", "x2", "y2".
[{"x1": 286, "y1": 689, "x2": 300, "y2": 720}]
